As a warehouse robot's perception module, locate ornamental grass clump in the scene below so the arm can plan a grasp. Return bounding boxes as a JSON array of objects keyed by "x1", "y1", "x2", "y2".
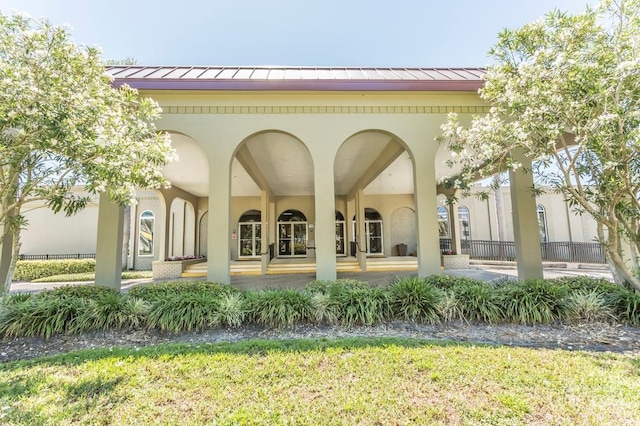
[
  {"x1": 501, "y1": 279, "x2": 569, "y2": 324},
  {"x1": 564, "y1": 290, "x2": 614, "y2": 323},
  {"x1": 388, "y1": 277, "x2": 442, "y2": 323},
  {"x1": 248, "y1": 289, "x2": 314, "y2": 329},
  {"x1": 451, "y1": 280, "x2": 503, "y2": 323},
  {"x1": 72, "y1": 293, "x2": 150, "y2": 333},
  {"x1": 128, "y1": 281, "x2": 236, "y2": 302},
  {"x1": 146, "y1": 292, "x2": 220, "y2": 333},
  {"x1": 215, "y1": 292, "x2": 249, "y2": 328},
  {"x1": 332, "y1": 285, "x2": 390, "y2": 327},
  {"x1": 608, "y1": 287, "x2": 640, "y2": 326}
]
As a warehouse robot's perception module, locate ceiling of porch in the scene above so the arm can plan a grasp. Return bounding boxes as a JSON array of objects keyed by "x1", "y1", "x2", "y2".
[{"x1": 161, "y1": 131, "x2": 457, "y2": 198}]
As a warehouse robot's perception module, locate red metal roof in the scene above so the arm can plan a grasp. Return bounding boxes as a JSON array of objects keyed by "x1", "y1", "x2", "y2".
[{"x1": 107, "y1": 66, "x2": 485, "y2": 92}]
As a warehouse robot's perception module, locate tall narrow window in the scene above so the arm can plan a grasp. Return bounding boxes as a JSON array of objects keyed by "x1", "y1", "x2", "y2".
[
  {"x1": 437, "y1": 206, "x2": 449, "y2": 237},
  {"x1": 537, "y1": 204, "x2": 548, "y2": 242},
  {"x1": 138, "y1": 210, "x2": 155, "y2": 256},
  {"x1": 458, "y1": 206, "x2": 471, "y2": 240}
]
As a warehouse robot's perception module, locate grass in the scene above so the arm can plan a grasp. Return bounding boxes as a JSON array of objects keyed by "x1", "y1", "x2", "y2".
[{"x1": 0, "y1": 337, "x2": 638, "y2": 424}]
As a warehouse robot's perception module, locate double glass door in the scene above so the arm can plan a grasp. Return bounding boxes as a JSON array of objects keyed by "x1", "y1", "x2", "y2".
[
  {"x1": 239, "y1": 222, "x2": 261, "y2": 258},
  {"x1": 335, "y1": 221, "x2": 346, "y2": 255},
  {"x1": 278, "y1": 222, "x2": 307, "y2": 257},
  {"x1": 352, "y1": 220, "x2": 384, "y2": 255}
]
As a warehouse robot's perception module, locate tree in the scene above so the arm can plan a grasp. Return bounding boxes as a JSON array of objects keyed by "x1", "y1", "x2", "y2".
[
  {"x1": 438, "y1": 0, "x2": 640, "y2": 290},
  {"x1": 0, "y1": 13, "x2": 175, "y2": 293}
]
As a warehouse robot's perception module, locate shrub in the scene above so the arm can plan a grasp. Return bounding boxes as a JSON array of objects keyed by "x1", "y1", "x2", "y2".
[
  {"x1": 424, "y1": 275, "x2": 463, "y2": 289},
  {"x1": 438, "y1": 290, "x2": 464, "y2": 322},
  {"x1": 332, "y1": 286, "x2": 390, "y2": 327},
  {"x1": 13, "y1": 259, "x2": 96, "y2": 281},
  {"x1": 0, "y1": 295, "x2": 89, "y2": 339},
  {"x1": 553, "y1": 276, "x2": 620, "y2": 294},
  {"x1": 452, "y1": 280, "x2": 503, "y2": 323},
  {"x1": 249, "y1": 290, "x2": 313, "y2": 329},
  {"x1": 564, "y1": 290, "x2": 615, "y2": 323},
  {"x1": 216, "y1": 292, "x2": 248, "y2": 328},
  {"x1": 388, "y1": 277, "x2": 442, "y2": 323},
  {"x1": 31, "y1": 270, "x2": 153, "y2": 283},
  {"x1": 608, "y1": 288, "x2": 640, "y2": 326},
  {"x1": 146, "y1": 292, "x2": 220, "y2": 333},
  {"x1": 501, "y1": 279, "x2": 569, "y2": 324},
  {"x1": 40, "y1": 285, "x2": 118, "y2": 300},
  {"x1": 129, "y1": 281, "x2": 236, "y2": 302},
  {"x1": 308, "y1": 292, "x2": 340, "y2": 324},
  {"x1": 72, "y1": 294, "x2": 150, "y2": 332}
]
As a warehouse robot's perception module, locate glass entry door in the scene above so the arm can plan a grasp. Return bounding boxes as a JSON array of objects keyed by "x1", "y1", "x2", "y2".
[
  {"x1": 366, "y1": 220, "x2": 383, "y2": 254},
  {"x1": 239, "y1": 222, "x2": 261, "y2": 258},
  {"x1": 278, "y1": 222, "x2": 307, "y2": 257}
]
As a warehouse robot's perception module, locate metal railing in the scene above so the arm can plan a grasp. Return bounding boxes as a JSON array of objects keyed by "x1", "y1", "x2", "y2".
[
  {"x1": 18, "y1": 253, "x2": 96, "y2": 261},
  {"x1": 440, "y1": 239, "x2": 606, "y2": 264}
]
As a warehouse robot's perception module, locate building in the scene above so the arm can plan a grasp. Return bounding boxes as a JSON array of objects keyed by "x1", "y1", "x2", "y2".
[{"x1": 12, "y1": 66, "x2": 556, "y2": 287}]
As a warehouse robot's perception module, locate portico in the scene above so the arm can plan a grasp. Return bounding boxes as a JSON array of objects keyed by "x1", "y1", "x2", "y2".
[{"x1": 94, "y1": 66, "x2": 544, "y2": 289}]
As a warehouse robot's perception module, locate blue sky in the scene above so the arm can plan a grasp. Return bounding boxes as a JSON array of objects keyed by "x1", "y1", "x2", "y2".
[{"x1": 2, "y1": 0, "x2": 593, "y2": 67}]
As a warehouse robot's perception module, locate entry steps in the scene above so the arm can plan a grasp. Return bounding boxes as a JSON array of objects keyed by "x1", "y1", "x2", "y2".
[{"x1": 182, "y1": 257, "x2": 418, "y2": 278}]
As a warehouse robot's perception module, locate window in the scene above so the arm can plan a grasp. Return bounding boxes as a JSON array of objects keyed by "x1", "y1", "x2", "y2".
[
  {"x1": 458, "y1": 206, "x2": 471, "y2": 240},
  {"x1": 537, "y1": 204, "x2": 548, "y2": 242},
  {"x1": 437, "y1": 206, "x2": 449, "y2": 237},
  {"x1": 138, "y1": 210, "x2": 155, "y2": 256}
]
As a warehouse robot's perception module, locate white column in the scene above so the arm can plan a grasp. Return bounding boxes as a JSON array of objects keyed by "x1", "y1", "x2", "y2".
[
  {"x1": 261, "y1": 190, "x2": 269, "y2": 275},
  {"x1": 95, "y1": 192, "x2": 124, "y2": 290},
  {"x1": 414, "y1": 157, "x2": 441, "y2": 277},
  {"x1": 314, "y1": 157, "x2": 337, "y2": 281},
  {"x1": 207, "y1": 156, "x2": 231, "y2": 284},
  {"x1": 509, "y1": 149, "x2": 543, "y2": 279},
  {"x1": 355, "y1": 189, "x2": 367, "y2": 272}
]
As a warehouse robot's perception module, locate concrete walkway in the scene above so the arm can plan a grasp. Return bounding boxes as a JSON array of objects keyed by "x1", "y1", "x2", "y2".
[{"x1": 8, "y1": 262, "x2": 613, "y2": 294}]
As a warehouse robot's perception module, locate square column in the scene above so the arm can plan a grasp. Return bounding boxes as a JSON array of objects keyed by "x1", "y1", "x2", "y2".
[
  {"x1": 509, "y1": 149, "x2": 543, "y2": 279},
  {"x1": 314, "y1": 158, "x2": 337, "y2": 281},
  {"x1": 414, "y1": 157, "x2": 441, "y2": 277},
  {"x1": 260, "y1": 190, "x2": 270, "y2": 275},
  {"x1": 355, "y1": 189, "x2": 367, "y2": 272},
  {"x1": 95, "y1": 192, "x2": 124, "y2": 290},
  {"x1": 207, "y1": 157, "x2": 231, "y2": 284}
]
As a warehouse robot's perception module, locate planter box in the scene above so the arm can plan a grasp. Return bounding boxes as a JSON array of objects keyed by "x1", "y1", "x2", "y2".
[
  {"x1": 152, "y1": 258, "x2": 206, "y2": 280},
  {"x1": 442, "y1": 254, "x2": 470, "y2": 270}
]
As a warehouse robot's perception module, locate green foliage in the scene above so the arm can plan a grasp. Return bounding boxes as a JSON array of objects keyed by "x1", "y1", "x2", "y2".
[
  {"x1": 332, "y1": 285, "x2": 390, "y2": 327},
  {"x1": 146, "y1": 292, "x2": 220, "y2": 333},
  {"x1": 248, "y1": 290, "x2": 313, "y2": 329},
  {"x1": 73, "y1": 294, "x2": 150, "y2": 332},
  {"x1": 452, "y1": 280, "x2": 503, "y2": 323},
  {"x1": 13, "y1": 259, "x2": 96, "y2": 281},
  {"x1": 564, "y1": 290, "x2": 615, "y2": 323},
  {"x1": 31, "y1": 270, "x2": 152, "y2": 283},
  {"x1": 501, "y1": 279, "x2": 569, "y2": 324},
  {"x1": 388, "y1": 277, "x2": 442, "y2": 323},
  {"x1": 216, "y1": 293, "x2": 248, "y2": 328},
  {"x1": 128, "y1": 281, "x2": 236, "y2": 302},
  {"x1": 608, "y1": 288, "x2": 640, "y2": 326},
  {"x1": 554, "y1": 277, "x2": 621, "y2": 294}
]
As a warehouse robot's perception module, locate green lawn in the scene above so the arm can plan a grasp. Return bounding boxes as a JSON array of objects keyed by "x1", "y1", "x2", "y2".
[{"x1": 1, "y1": 338, "x2": 638, "y2": 425}]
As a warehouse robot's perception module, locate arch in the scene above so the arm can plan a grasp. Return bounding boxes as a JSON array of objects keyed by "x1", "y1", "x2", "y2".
[
  {"x1": 239, "y1": 209, "x2": 262, "y2": 222},
  {"x1": 138, "y1": 210, "x2": 155, "y2": 257},
  {"x1": 335, "y1": 211, "x2": 345, "y2": 221},
  {"x1": 390, "y1": 206, "x2": 417, "y2": 256},
  {"x1": 278, "y1": 209, "x2": 307, "y2": 222},
  {"x1": 537, "y1": 204, "x2": 548, "y2": 242}
]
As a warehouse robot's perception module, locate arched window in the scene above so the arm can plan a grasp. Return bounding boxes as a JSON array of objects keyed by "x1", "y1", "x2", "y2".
[
  {"x1": 437, "y1": 206, "x2": 449, "y2": 237},
  {"x1": 537, "y1": 204, "x2": 548, "y2": 242},
  {"x1": 239, "y1": 209, "x2": 261, "y2": 222},
  {"x1": 278, "y1": 209, "x2": 307, "y2": 222},
  {"x1": 138, "y1": 210, "x2": 155, "y2": 256},
  {"x1": 458, "y1": 206, "x2": 471, "y2": 240}
]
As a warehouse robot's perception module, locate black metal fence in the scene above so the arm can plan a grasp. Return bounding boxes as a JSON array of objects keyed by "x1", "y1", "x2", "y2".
[
  {"x1": 440, "y1": 238, "x2": 606, "y2": 264},
  {"x1": 18, "y1": 253, "x2": 96, "y2": 261}
]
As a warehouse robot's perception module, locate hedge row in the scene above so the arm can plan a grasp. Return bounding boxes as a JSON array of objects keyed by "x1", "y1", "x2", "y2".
[
  {"x1": 1, "y1": 276, "x2": 638, "y2": 339},
  {"x1": 13, "y1": 259, "x2": 96, "y2": 281}
]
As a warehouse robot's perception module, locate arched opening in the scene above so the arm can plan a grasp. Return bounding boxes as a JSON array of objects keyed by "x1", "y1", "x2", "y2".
[
  {"x1": 278, "y1": 209, "x2": 308, "y2": 257},
  {"x1": 335, "y1": 211, "x2": 346, "y2": 256},
  {"x1": 437, "y1": 206, "x2": 449, "y2": 237},
  {"x1": 458, "y1": 205, "x2": 471, "y2": 241},
  {"x1": 352, "y1": 208, "x2": 384, "y2": 255},
  {"x1": 238, "y1": 210, "x2": 262, "y2": 258}
]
